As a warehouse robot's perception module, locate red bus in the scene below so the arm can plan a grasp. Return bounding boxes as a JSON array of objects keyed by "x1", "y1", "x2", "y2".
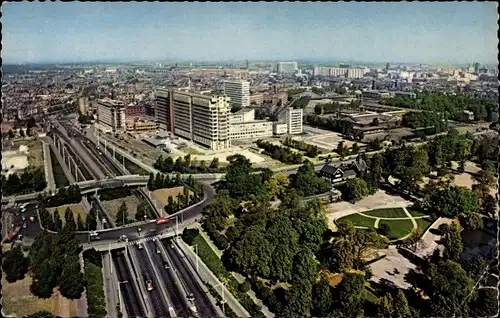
[{"x1": 156, "y1": 217, "x2": 169, "y2": 225}]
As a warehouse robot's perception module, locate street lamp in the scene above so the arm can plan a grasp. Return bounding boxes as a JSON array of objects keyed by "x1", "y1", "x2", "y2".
[{"x1": 193, "y1": 244, "x2": 199, "y2": 273}]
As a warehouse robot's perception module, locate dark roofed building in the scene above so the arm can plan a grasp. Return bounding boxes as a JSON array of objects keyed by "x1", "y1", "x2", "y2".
[{"x1": 319, "y1": 164, "x2": 357, "y2": 184}]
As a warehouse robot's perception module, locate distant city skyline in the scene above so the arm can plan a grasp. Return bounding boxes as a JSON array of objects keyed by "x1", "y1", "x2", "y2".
[{"x1": 2, "y1": 2, "x2": 498, "y2": 65}]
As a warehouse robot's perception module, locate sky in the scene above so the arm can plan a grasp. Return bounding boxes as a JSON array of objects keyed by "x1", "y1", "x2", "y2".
[{"x1": 2, "y1": 2, "x2": 498, "y2": 64}]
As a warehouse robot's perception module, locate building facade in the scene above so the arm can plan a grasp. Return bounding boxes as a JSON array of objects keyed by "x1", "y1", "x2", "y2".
[
  {"x1": 277, "y1": 62, "x2": 298, "y2": 74},
  {"x1": 125, "y1": 105, "x2": 146, "y2": 117},
  {"x1": 224, "y1": 80, "x2": 250, "y2": 108},
  {"x1": 97, "y1": 99, "x2": 126, "y2": 132},
  {"x1": 229, "y1": 108, "x2": 273, "y2": 140},
  {"x1": 79, "y1": 97, "x2": 89, "y2": 114},
  {"x1": 286, "y1": 108, "x2": 303, "y2": 134},
  {"x1": 172, "y1": 90, "x2": 231, "y2": 150},
  {"x1": 155, "y1": 88, "x2": 174, "y2": 131}
]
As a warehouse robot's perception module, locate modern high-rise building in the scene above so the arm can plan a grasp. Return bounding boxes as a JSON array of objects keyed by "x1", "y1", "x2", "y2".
[
  {"x1": 224, "y1": 80, "x2": 250, "y2": 108},
  {"x1": 385, "y1": 63, "x2": 390, "y2": 71},
  {"x1": 474, "y1": 62, "x2": 480, "y2": 74},
  {"x1": 277, "y1": 61, "x2": 298, "y2": 74},
  {"x1": 78, "y1": 97, "x2": 89, "y2": 114},
  {"x1": 286, "y1": 108, "x2": 303, "y2": 135},
  {"x1": 347, "y1": 68, "x2": 365, "y2": 79},
  {"x1": 171, "y1": 90, "x2": 231, "y2": 150},
  {"x1": 97, "y1": 99, "x2": 126, "y2": 132},
  {"x1": 155, "y1": 88, "x2": 174, "y2": 131}
]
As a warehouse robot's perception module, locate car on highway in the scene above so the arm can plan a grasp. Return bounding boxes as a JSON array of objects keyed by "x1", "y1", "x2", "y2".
[
  {"x1": 22, "y1": 222, "x2": 27, "y2": 229},
  {"x1": 156, "y1": 248, "x2": 161, "y2": 254},
  {"x1": 187, "y1": 293, "x2": 195, "y2": 302},
  {"x1": 137, "y1": 227, "x2": 142, "y2": 233},
  {"x1": 163, "y1": 261, "x2": 170, "y2": 269},
  {"x1": 21, "y1": 215, "x2": 26, "y2": 221},
  {"x1": 137, "y1": 242, "x2": 144, "y2": 250},
  {"x1": 118, "y1": 234, "x2": 128, "y2": 242},
  {"x1": 145, "y1": 279, "x2": 153, "y2": 291}
]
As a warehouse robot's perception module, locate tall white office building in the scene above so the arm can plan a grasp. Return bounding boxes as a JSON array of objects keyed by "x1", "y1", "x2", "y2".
[
  {"x1": 224, "y1": 80, "x2": 250, "y2": 108},
  {"x1": 277, "y1": 62, "x2": 298, "y2": 74},
  {"x1": 97, "y1": 99, "x2": 126, "y2": 132},
  {"x1": 286, "y1": 108, "x2": 303, "y2": 135}
]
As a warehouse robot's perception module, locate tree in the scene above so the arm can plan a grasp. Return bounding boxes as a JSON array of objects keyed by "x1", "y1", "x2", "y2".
[
  {"x1": 393, "y1": 289, "x2": 412, "y2": 318},
  {"x1": 2, "y1": 246, "x2": 29, "y2": 283},
  {"x1": 336, "y1": 141, "x2": 347, "y2": 157},
  {"x1": 312, "y1": 276, "x2": 332, "y2": 317},
  {"x1": 209, "y1": 157, "x2": 220, "y2": 170},
  {"x1": 377, "y1": 293, "x2": 394, "y2": 317},
  {"x1": 20, "y1": 128, "x2": 26, "y2": 138},
  {"x1": 115, "y1": 202, "x2": 129, "y2": 226},
  {"x1": 292, "y1": 247, "x2": 318, "y2": 282},
  {"x1": 423, "y1": 260, "x2": 474, "y2": 317},
  {"x1": 343, "y1": 178, "x2": 369, "y2": 202},
  {"x1": 53, "y1": 211, "x2": 63, "y2": 231},
  {"x1": 377, "y1": 223, "x2": 391, "y2": 236},
  {"x1": 292, "y1": 161, "x2": 328, "y2": 197},
  {"x1": 282, "y1": 279, "x2": 313, "y2": 318},
  {"x1": 335, "y1": 272, "x2": 366, "y2": 317},
  {"x1": 372, "y1": 117, "x2": 380, "y2": 126},
  {"x1": 64, "y1": 207, "x2": 77, "y2": 232},
  {"x1": 76, "y1": 213, "x2": 85, "y2": 231},
  {"x1": 351, "y1": 142, "x2": 360, "y2": 154},
  {"x1": 266, "y1": 173, "x2": 290, "y2": 200},
  {"x1": 59, "y1": 255, "x2": 85, "y2": 299},
  {"x1": 459, "y1": 212, "x2": 484, "y2": 231},
  {"x1": 470, "y1": 288, "x2": 498, "y2": 317},
  {"x1": 424, "y1": 186, "x2": 478, "y2": 218},
  {"x1": 27, "y1": 311, "x2": 54, "y2": 318},
  {"x1": 86, "y1": 212, "x2": 97, "y2": 231},
  {"x1": 239, "y1": 279, "x2": 251, "y2": 293},
  {"x1": 135, "y1": 202, "x2": 148, "y2": 221},
  {"x1": 441, "y1": 222, "x2": 463, "y2": 261},
  {"x1": 181, "y1": 228, "x2": 200, "y2": 245}
]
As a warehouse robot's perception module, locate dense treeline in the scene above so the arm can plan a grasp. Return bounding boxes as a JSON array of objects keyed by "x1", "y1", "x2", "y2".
[
  {"x1": 291, "y1": 96, "x2": 311, "y2": 109},
  {"x1": 314, "y1": 100, "x2": 361, "y2": 115},
  {"x1": 256, "y1": 140, "x2": 303, "y2": 164},
  {"x1": 304, "y1": 114, "x2": 358, "y2": 137},
  {"x1": 311, "y1": 86, "x2": 325, "y2": 94},
  {"x1": 44, "y1": 185, "x2": 82, "y2": 207},
  {"x1": 2, "y1": 168, "x2": 46, "y2": 196},
  {"x1": 287, "y1": 87, "x2": 306, "y2": 97},
  {"x1": 380, "y1": 91, "x2": 497, "y2": 122},
  {"x1": 29, "y1": 228, "x2": 85, "y2": 300},
  {"x1": 402, "y1": 111, "x2": 445, "y2": 130},
  {"x1": 283, "y1": 137, "x2": 319, "y2": 157},
  {"x1": 154, "y1": 154, "x2": 224, "y2": 174}
]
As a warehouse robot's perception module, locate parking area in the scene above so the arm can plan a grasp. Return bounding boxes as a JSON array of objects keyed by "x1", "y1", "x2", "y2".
[
  {"x1": 299, "y1": 126, "x2": 362, "y2": 150},
  {"x1": 369, "y1": 246, "x2": 418, "y2": 290}
]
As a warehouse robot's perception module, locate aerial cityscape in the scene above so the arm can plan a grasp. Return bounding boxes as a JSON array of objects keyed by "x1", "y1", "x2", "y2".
[{"x1": 1, "y1": 2, "x2": 498, "y2": 318}]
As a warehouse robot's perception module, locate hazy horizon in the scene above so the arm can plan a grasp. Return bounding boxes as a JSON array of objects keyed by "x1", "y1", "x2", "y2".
[{"x1": 2, "y1": 2, "x2": 498, "y2": 65}]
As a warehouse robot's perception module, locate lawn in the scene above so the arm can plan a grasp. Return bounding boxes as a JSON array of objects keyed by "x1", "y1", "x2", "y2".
[
  {"x1": 379, "y1": 219, "x2": 414, "y2": 240},
  {"x1": 338, "y1": 214, "x2": 376, "y2": 228},
  {"x1": 407, "y1": 208, "x2": 428, "y2": 218},
  {"x1": 362, "y1": 208, "x2": 407, "y2": 218},
  {"x1": 1, "y1": 272, "x2": 77, "y2": 317},
  {"x1": 48, "y1": 203, "x2": 86, "y2": 225},
  {"x1": 50, "y1": 147, "x2": 70, "y2": 188},
  {"x1": 153, "y1": 186, "x2": 189, "y2": 207},
  {"x1": 101, "y1": 195, "x2": 139, "y2": 222},
  {"x1": 415, "y1": 217, "x2": 433, "y2": 236}
]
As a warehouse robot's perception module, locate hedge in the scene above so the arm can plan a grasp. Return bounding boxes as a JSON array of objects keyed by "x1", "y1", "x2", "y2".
[{"x1": 84, "y1": 260, "x2": 107, "y2": 318}]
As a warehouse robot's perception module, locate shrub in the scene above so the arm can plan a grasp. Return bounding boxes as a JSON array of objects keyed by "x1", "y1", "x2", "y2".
[
  {"x1": 181, "y1": 228, "x2": 200, "y2": 245},
  {"x1": 239, "y1": 279, "x2": 251, "y2": 293},
  {"x1": 377, "y1": 223, "x2": 391, "y2": 236}
]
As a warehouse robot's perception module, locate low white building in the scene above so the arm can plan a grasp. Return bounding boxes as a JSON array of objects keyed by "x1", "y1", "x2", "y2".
[
  {"x1": 229, "y1": 108, "x2": 273, "y2": 140},
  {"x1": 273, "y1": 122, "x2": 288, "y2": 135}
]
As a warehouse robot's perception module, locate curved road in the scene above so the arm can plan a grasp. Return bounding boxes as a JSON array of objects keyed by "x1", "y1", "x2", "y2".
[{"x1": 75, "y1": 183, "x2": 216, "y2": 243}]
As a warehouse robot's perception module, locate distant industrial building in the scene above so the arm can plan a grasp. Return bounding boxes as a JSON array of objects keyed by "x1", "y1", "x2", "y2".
[
  {"x1": 277, "y1": 62, "x2": 298, "y2": 75},
  {"x1": 224, "y1": 80, "x2": 250, "y2": 108},
  {"x1": 125, "y1": 118, "x2": 157, "y2": 132},
  {"x1": 97, "y1": 99, "x2": 126, "y2": 132}
]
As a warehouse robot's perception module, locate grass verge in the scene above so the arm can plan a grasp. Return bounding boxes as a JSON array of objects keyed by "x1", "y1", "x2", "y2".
[
  {"x1": 83, "y1": 251, "x2": 107, "y2": 318},
  {"x1": 100, "y1": 141, "x2": 149, "y2": 175},
  {"x1": 415, "y1": 217, "x2": 433, "y2": 236},
  {"x1": 189, "y1": 235, "x2": 264, "y2": 317},
  {"x1": 50, "y1": 147, "x2": 70, "y2": 188}
]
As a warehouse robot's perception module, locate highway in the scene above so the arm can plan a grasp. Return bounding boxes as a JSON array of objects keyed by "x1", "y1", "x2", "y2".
[
  {"x1": 130, "y1": 243, "x2": 170, "y2": 318},
  {"x1": 163, "y1": 238, "x2": 220, "y2": 318},
  {"x1": 112, "y1": 251, "x2": 145, "y2": 318},
  {"x1": 147, "y1": 240, "x2": 193, "y2": 317}
]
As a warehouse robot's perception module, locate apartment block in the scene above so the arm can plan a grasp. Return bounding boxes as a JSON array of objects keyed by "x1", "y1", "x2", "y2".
[
  {"x1": 286, "y1": 108, "x2": 303, "y2": 135},
  {"x1": 224, "y1": 80, "x2": 250, "y2": 108},
  {"x1": 250, "y1": 93, "x2": 264, "y2": 105},
  {"x1": 97, "y1": 99, "x2": 126, "y2": 132},
  {"x1": 78, "y1": 97, "x2": 89, "y2": 114},
  {"x1": 125, "y1": 118, "x2": 157, "y2": 132},
  {"x1": 172, "y1": 90, "x2": 231, "y2": 151},
  {"x1": 277, "y1": 61, "x2": 298, "y2": 74}
]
